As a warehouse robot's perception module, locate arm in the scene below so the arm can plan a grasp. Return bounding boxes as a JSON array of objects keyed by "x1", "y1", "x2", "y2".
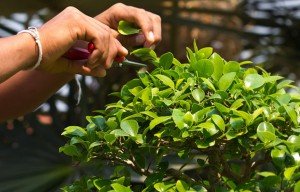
[
  {"x1": 0, "y1": 70, "x2": 73, "y2": 122},
  {"x1": 0, "y1": 34, "x2": 37, "y2": 83}
]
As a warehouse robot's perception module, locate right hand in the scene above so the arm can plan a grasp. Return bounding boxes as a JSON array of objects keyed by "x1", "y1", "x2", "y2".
[{"x1": 34, "y1": 6, "x2": 128, "y2": 77}]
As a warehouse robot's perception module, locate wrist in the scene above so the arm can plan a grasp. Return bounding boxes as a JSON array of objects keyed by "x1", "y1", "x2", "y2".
[
  {"x1": 16, "y1": 32, "x2": 39, "y2": 70},
  {"x1": 18, "y1": 27, "x2": 43, "y2": 70}
]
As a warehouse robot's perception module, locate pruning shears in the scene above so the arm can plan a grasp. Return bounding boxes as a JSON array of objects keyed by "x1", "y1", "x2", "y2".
[{"x1": 64, "y1": 42, "x2": 147, "y2": 68}]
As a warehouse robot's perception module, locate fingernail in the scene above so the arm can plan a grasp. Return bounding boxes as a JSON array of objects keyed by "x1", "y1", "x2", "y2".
[
  {"x1": 134, "y1": 34, "x2": 145, "y2": 44},
  {"x1": 121, "y1": 46, "x2": 128, "y2": 55},
  {"x1": 148, "y1": 31, "x2": 155, "y2": 43},
  {"x1": 150, "y1": 45, "x2": 156, "y2": 50}
]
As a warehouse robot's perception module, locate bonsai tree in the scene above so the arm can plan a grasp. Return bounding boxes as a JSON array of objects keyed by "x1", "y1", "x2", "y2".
[
  {"x1": 59, "y1": 22, "x2": 300, "y2": 192},
  {"x1": 60, "y1": 42, "x2": 300, "y2": 191}
]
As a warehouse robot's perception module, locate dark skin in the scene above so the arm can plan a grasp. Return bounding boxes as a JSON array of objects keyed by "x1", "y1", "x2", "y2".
[{"x1": 0, "y1": 3, "x2": 161, "y2": 122}]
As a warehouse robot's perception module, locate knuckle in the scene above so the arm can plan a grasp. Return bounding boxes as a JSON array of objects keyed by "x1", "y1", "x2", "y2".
[
  {"x1": 65, "y1": 6, "x2": 78, "y2": 13},
  {"x1": 154, "y1": 14, "x2": 161, "y2": 22},
  {"x1": 138, "y1": 8, "x2": 146, "y2": 15},
  {"x1": 112, "y1": 3, "x2": 125, "y2": 10}
]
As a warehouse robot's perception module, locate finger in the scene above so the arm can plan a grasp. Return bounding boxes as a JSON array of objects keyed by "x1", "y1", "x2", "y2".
[
  {"x1": 83, "y1": 17, "x2": 110, "y2": 69},
  {"x1": 117, "y1": 33, "x2": 146, "y2": 48},
  {"x1": 111, "y1": 28, "x2": 145, "y2": 48},
  {"x1": 89, "y1": 65, "x2": 107, "y2": 77},
  {"x1": 99, "y1": 4, "x2": 155, "y2": 45},
  {"x1": 56, "y1": 58, "x2": 91, "y2": 74},
  {"x1": 104, "y1": 38, "x2": 128, "y2": 69},
  {"x1": 145, "y1": 12, "x2": 161, "y2": 48}
]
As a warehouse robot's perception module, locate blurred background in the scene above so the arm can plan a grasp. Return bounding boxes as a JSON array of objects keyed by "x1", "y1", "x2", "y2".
[{"x1": 0, "y1": 0, "x2": 300, "y2": 191}]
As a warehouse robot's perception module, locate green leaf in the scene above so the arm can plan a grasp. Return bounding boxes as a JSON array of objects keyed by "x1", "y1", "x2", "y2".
[
  {"x1": 284, "y1": 105, "x2": 298, "y2": 126},
  {"x1": 214, "y1": 102, "x2": 230, "y2": 113},
  {"x1": 192, "y1": 88, "x2": 205, "y2": 103},
  {"x1": 198, "y1": 122, "x2": 219, "y2": 136},
  {"x1": 62, "y1": 126, "x2": 87, "y2": 137},
  {"x1": 211, "y1": 114, "x2": 225, "y2": 131},
  {"x1": 159, "y1": 52, "x2": 174, "y2": 69},
  {"x1": 93, "y1": 179, "x2": 111, "y2": 190},
  {"x1": 176, "y1": 180, "x2": 189, "y2": 192},
  {"x1": 118, "y1": 20, "x2": 140, "y2": 35},
  {"x1": 155, "y1": 74, "x2": 175, "y2": 89},
  {"x1": 59, "y1": 145, "x2": 80, "y2": 157},
  {"x1": 183, "y1": 112, "x2": 194, "y2": 125},
  {"x1": 211, "y1": 53, "x2": 224, "y2": 81},
  {"x1": 89, "y1": 141, "x2": 101, "y2": 149},
  {"x1": 120, "y1": 120, "x2": 139, "y2": 137},
  {"x1": 110, "y1": 129, "x2": 129, "y2": 137},
  {"x1": 284, "y1": 166, "x2": 298, "y2": 180},
  {"x1": 172, "y1": 109, "x2": 185, "y2": 129},
  {"x1": 91, "y1": 116, "x2": 107, "y2": 130},
  {"x1": 192, "y1": 59, "x2": 214, "y2": 77},
  {"x1": 149, "y1": 116, "x2": 171, "y2": 130},
  {"x1": 223, "y1": 61, "x2": 240, "y2": 73},
  {"x1": 257, "y1": 122, "x2": 276, "y2": 143},
  {"x1": 196, "y1": 140, "x2": 215, "y2": 148},
  {"x1": 196, "y1": 47, "x2": 213, "y2": 59},
  {"x1": 111, "y1": 183, "x2": 132, "y2": 192},
  {"x1": 257, "y1": 172, "x2": 277, "y2": 177},
  {"x1": 131, "y1": 48, "x2": 158, "y2": 62},
  {"x1": 104, "y1": 134, "x2": 117, "y2": 144},
  {"x1": 295, "y1": 181, "x2": 300, "y2": 192},
  {"x1": 218, "y1": 72, "x2": 236, "y2": 91},
  {"x1": 244, "y1": 74, "x2": 265, "y2": 89},
  {"x1": 271, "y1": 148, "x2": 285, "y2": 168}
]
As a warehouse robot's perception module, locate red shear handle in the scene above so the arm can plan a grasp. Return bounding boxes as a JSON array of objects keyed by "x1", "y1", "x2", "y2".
[
  {"x1": 64, "y1": 42, "x2": 125, "y2": 63},
  {"x1": 88, "y1": 42, "x2": 125, "y2": 63}
]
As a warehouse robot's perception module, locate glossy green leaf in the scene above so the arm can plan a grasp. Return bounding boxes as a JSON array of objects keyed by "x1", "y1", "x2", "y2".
[
  {"x1": 59, "y1": 145, "x2": 80, "y2": 157},
  {"x1": 214, "y1": 102, "x2": 231, "y2": 113},
  {"x1": 196, "y1": 47, "x2": 213, "y2": 59},
  {"x1": 131, "y1": 48, "x2": 158, "y2": 62},
  {"x1": 192, "y1": 88, "x2": 205, "y2": 102},
  {"x1": 223, "y1": 61, "x2": 240, "y2": 73},
  {"x1": 104, "y1": 134, "x2": 116, "y2": 144},
  {"x1": 284, "y1": 105, "x2": 298, "y2": 126},
  {"x1": 62, "y1": 126, "x2": 87, "y2": 137},
  {"x1": 211, "y1": 114, "x2": 225, "y2": 131},
  {"x1": 218, "y1": 72, "x2": 236, "y2": 91},
  {"x1": 257, "y1": 122, "x2": 276, "y2": 143},
  {"x1": 176, "y1": 180, "x2": 189, "y2": 192},
  {"x1": 244, "y1": 74, "x2": 265, "y2": 89},
  {"x1": 155, "y1": 74, "x2": 175, "y2": 89},
  {"x1": 149, "y1": 116, "x2": 171, "y2": 130},
  {"x1": 295, "y1": 181, "x2": 300, "y2": 192},
  {"x1": 110, "y1": 129, "x2": 129, "y2": 137},
  {"x1": 192, "y1": 59, "x2": 214, "y2": 77},
  {"x1": 118, "y1": 20, "x2": 140, "y2": 35},
  {"x1": 172, "y1": 109, "x2": 185, "y2": 129},
  {"x1": 120, "y1": 120, "x2": 139, "y2": 137},
  {"x1": 183, "y1": 111, "x2": 194, "y2": 125},
  {"x1": 211, "y1": 53, "x2": 224, "y2": 81},
  {"x1": 159, "y1": 52, "x2": 174, "y2": 69},
  {"x1": 284, "y1": 166, "x2": 298, "y2": 180},
  {"x1": 111, "y1": 183, "x2": 132, "y2": 192}
]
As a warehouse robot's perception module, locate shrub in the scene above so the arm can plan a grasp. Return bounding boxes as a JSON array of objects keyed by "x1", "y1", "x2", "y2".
[{"x1": 60, "y1": 42, "x2": 300, "y2": 191}]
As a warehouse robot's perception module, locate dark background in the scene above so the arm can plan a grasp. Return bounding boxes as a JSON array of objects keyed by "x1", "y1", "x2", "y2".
[{"x1": 0, "y1": 0, "x2": 300, "y2": 191}]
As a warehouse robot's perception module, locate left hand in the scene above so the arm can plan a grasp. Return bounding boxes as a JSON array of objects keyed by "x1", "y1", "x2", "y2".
[{"x1": 95, "y1": 3, "x2": 162, "y2": 49}]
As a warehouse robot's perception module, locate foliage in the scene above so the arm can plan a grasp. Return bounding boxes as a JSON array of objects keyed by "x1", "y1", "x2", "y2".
[{"x1": 60, "y1": 41, "x2": 300, "y2": 191}]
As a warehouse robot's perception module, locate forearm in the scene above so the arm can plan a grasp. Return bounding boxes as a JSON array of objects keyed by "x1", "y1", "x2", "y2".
[
  {"x1": 0, "y1": 34, "x2": 37, "y2": 82},
  {"x1": 0, "y1": 70, "x2": 74, "y2": 122}
]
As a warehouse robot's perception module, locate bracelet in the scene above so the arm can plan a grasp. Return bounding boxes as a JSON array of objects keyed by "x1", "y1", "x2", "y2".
[{"x1": 18, "y1": 27, "x2": 43, "y2": 70}]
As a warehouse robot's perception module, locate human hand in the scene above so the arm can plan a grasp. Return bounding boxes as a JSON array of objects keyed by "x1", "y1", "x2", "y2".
[
  {"x1": 36, "y1": 6, "x2": 128, "y2": 77},
  {"x1": 95, "y1": 3, "x2": 162, "y2": 49}
]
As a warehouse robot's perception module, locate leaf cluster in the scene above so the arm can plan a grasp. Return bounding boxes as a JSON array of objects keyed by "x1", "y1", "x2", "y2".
[{"x1": 60, "y1": 41, "x2": 300, "y2": 191}]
